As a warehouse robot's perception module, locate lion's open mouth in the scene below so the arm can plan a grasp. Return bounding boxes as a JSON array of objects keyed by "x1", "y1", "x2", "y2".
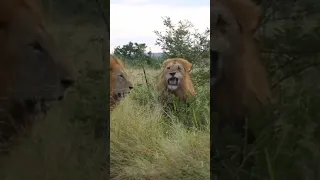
[
  {"x1": 168, "y1": 77, "x2": 179, "y2": 86},
  {"x1": 0, "y1": 97, "x2": 60, "y2": 144},
  {"x1": 117, "y1": 92, "x2": 127, "y2": 100},
  {"x1": 25, "y1": 98, "x2": 55, "y2": 115},
  {"x1": 167, "y1": 77, "x2": 179, "y2": 90},
  {"x1": 16, "y1": 98, "x2": 59, "y2": 122}
]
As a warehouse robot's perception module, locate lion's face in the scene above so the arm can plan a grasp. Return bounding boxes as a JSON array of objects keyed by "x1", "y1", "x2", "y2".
[
  {"x1": 0, "y1": 0, "x2": 76, "y2": 99},
  {"x1": 110, "y1": 56, "x2": 133, "y2": 107},
  {"x1": 158, "y1": 58, "x2": 195, "y2": 102},
  {"x1": 163, "y1": 61, "x2": 186, "y2": 91},
  {"x1": 211, "y1": 0, "x2": 261, "y2": 86},
  {"x1": 0, "y1": 0, "x2": 76, "y2": 141},
  {"x1": 112, "y1": 68, "x2": 133, "y2": 100},
  {"x1": 211, "y1": 0, "x2": 245, "y2": 86}
]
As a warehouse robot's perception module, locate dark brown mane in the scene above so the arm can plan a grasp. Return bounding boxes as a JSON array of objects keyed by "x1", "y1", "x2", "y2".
[
  {"x1": 0, "y1": 0, "x2": 45, "y2": 26},
  {"x1": 212, "y1": 0, "x2": 271, "y2": 143}
]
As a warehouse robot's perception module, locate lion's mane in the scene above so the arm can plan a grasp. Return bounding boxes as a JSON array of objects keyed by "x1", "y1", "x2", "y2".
[
  {"x1": 157, "y1": 58, "x2": 196, "y2": 103},
  {"x1": 211, "y1": 0, "x2": 271, "y2": 142},
  {"x1": 110, "y1": 55, "x2": 133, "y2": 111}
]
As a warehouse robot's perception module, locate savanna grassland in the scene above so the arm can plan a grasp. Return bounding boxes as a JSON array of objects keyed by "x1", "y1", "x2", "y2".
[{"x1": 110, "y1": 66, "x2": 210, "y2": 180}]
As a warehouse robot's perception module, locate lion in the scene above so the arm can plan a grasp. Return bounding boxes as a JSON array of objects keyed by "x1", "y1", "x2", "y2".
[
  {"x1": 110, "y1": 55, "x2": 133, "y2": 111},
  {"x1": 211, "y1": 0, "x2": 272, "y2": 143},
  {"x1": 0, "y1": 0, "x2": 76, "y2": 144},
  {"x1": 157, "y1": 58, "x2": 196, "y2": 104}
]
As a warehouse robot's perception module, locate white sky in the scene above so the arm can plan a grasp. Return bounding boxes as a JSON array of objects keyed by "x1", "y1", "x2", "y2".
[{"x1": 110, "y1": 0, "x2": 210, "y2": 53}]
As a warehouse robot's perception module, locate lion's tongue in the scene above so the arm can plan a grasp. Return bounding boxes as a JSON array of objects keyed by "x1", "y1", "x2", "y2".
[{"x1": 168, "y1": 79, "x2": 177, "y2": 85}]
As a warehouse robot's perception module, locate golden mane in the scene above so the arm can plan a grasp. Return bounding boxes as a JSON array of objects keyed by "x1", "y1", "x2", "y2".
[
  {"x1": 110, "y1": 55, "x2": 124, "y2": 95},
  {"x1": 158, "y1": 58, "x2": 196, "y2": 103},
  {"x1": 110, "y1": 55, "x2": 133, "y2": 111}
]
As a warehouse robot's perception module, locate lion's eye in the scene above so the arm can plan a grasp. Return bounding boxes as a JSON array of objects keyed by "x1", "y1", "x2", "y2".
[
  {"x1": 29, "y1": 41, "x2": 44, "y2": 53},
  {"x1": 167, "y1": 67, "x2": 170, "y2": 69},
  {"x1": 178, "y1": 66, "x2": 181, "y2": 70},
  {"x1": 119, "y1": 74, "x2": 124, "y2": 79},
  {"x1": 217, "y1": 14, "x2": 227, "y2": 27}
]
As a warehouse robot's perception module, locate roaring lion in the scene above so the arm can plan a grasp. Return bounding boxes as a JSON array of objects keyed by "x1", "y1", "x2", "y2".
[
  {"x1": 0, "y1": 0, "x2": 76, "y2": 143},
  {"x1": 211, "y1": 0, "x2": 271, "y2": 143},
  {"x1": 157, "y1": 58, "x2": 196, "y2": 103},
  {"x1": 110, "y1": 55, "x2": 133, "y2": 111}
]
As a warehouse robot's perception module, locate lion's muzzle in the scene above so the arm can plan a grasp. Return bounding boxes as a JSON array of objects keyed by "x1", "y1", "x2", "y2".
[
  {"x1": 117, "y1": 92, "x2": 126, "y2": 100},
  {"x1": 168, "y1": 77, "x2": 179, "y2": 85},
  {"x1": 116, "y1": 86, "x2": 133, "y2": 100},
  {"x1": 167, "y1": 72, "x2": 180, "y2": 91}
]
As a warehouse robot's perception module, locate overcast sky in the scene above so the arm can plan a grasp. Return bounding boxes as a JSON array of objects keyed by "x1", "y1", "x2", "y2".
[{"x1": 110, "y1": 0, "x2": 210, "y2": 53}]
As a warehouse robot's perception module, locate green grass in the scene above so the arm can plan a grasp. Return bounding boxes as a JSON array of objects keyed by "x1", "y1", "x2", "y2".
[{"x1": 110, "y1": 67, "x2": 210, "y2": 179}]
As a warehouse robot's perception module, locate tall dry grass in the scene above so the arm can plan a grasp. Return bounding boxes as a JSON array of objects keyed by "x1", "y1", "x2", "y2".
[{"x1": 110, "y1": 67, "x2": 210, "y2": 179}]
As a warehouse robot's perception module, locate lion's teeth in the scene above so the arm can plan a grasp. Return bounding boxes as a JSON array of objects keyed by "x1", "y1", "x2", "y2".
[
  {"x1": 168, "y1": 78, "x2": 178, "y2": 85},
  {"x1": 117, "y1": 93, "x2": 127, "y2": 99}
]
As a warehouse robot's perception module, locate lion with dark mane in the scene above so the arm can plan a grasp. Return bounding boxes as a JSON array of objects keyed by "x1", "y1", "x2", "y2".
[
  {"x1": 211, "y1": 0, "x2": 271, "y2": 143},
  {"x1": 0, "y1": 0, "x2": 75, "y2": 145},
  {"x1": 110, "y1": 55, "x2": 133, "y2": 111},
  {"x1": 157, "y1": 58, "x2": 196, "y2": 104}
]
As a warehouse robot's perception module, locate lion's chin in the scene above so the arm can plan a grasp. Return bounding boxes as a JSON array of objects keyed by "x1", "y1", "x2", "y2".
[{"x1": 167, "y1": 85, "x2": 178, "y2": 91}]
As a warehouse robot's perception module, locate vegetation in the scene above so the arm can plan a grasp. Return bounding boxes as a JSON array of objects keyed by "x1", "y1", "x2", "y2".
[
  {"x1": 0, "y1": 0, "x2": 210, "y2": 178},
  {"x1": 110, "y1": 18, "x2": 210, "y2": 179},
  {"x1": 110, "y1": 67, "x2": 210, "y2": 179},
  {"x1": 114, "y1": 42, "x2": 157, "y2": 68},
  {"x1": 212, "y1": 0, "x2": 320, "y2": 179},
  {"x1": 4, "y1": 0, "x2": 320, "y2": 179}
]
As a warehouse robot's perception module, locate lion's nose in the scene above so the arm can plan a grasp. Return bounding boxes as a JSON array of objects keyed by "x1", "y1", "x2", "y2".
[
  {"x1": 129, "y1": 86, "x2": 133, "y2": 90},
  {"x1": 169, "y1": 72, "x2": 176, "y2": 76}
]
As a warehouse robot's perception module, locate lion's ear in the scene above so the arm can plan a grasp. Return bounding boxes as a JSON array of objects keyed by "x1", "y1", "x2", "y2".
[
  {"x1": 184, "y1": 61, "x2": 193, "y2": 72},
  {"x1": 220, "y1": 0, "x2": 261, "y2": 33},
  {"x1": 111, "y1": 55, "x2": 125, "y2": 68},
  {"x1": 188, "y1": 63, "x2": 192, "y2": 72}
]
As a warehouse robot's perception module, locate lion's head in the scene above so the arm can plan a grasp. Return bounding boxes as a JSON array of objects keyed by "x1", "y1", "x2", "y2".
[
  {"x1": 110, "y1": 55, "x2": 133, "y2": 110},
  {"x1": 211, "y1": 0, "x2": 271, "y2": 137},
  {"x1": 0, "y1": 0, "x2": 76, "y2": 142},
  {"x1": 158, "y1": 58, "x2": 196, "y2": 102}
]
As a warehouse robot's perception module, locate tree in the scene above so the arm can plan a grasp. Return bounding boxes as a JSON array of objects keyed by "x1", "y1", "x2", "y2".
[
  {"x1": 113, "y1": 42, "x2": 154, "y2": 66},
  {"x1": 154, "y1": 17, "x2": 210, "y2": 66}
]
